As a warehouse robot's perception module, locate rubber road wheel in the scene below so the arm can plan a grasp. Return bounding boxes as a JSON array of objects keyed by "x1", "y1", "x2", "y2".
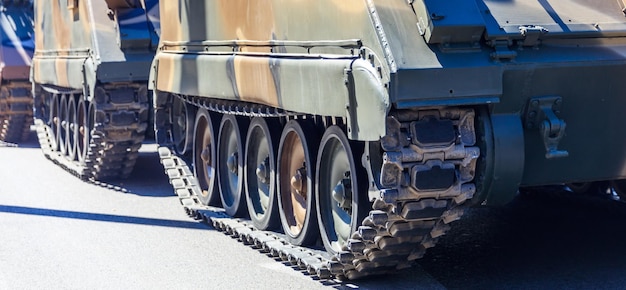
[
  {"x1": 76, "y1": 99, "x2": 89, "y2": 163},
  {"x1": 49, "y1": 94, "x2": 60, "y2": 151},
  {"x1": 316, "y1": 126, "x2": 369, "y2": 254},
  {"x1": 193, "y1": 109, "x2": 219, "y2": 206},
  {"x1": 245, "y1": 117, "x2": 280, "y2": 230},
  {"x1": 58, "y1": 94, "x2": 68, "y2": 156},
  {"x1": 217, "y1": 114, "x2": 249, "y2": 217},
  {"x1": 66, "y1": 96, "x2": 77, "y2": 161},
  {"x1": 277, "y1": 119, "x2": 320, "y2": 246}
]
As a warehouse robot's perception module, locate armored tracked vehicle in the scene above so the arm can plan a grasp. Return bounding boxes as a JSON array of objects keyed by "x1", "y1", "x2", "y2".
[
  {"x1": 0, "y1": 0, "x2": 34, "y2": 143},
  {"x1": 31, "y1": 0, "x2": 159, "y2": 179},
  {"x1": 149, "y1": 0, "x2": 626, "y2": 280}
]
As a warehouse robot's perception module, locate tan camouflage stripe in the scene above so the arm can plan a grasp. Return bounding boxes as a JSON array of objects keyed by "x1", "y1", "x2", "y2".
[
  {"x1": 215, "y1": 1, "x2": 278, "y2": 105},
  {"x1": 50, "y1": 1, "x2": 69, "y2": 51},
  {"x1": 51, "y1": 0, "x2": 70, "y2": 87},
  {"x1": 232, "y1": 55, "x2": 279, "y2": 106}
]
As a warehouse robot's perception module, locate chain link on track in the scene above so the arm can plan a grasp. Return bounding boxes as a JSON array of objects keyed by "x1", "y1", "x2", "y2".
[
  {"x1": 34, "y1": 85, "x2": 148, "y2": 182},
  {"x1": 158, "y1": 147, "x2": 335, "y2": 279},
  {"x1": 0, "y1": 83, "x2": 33, "y2": 143},
  {"x1": 156, "y1": 94, "x2": 481, "y2": 280}
]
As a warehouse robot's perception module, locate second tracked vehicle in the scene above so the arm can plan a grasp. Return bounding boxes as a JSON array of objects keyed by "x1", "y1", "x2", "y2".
[
  {"x1": 31, "y1": 0, "x2": 160, "y2": 179},
  {"x1": 0, "y1": 0, "x2": 34, "y2": 144},
  {"x1": 151, "y1": 0, "x2": 626, "y2": 280}
]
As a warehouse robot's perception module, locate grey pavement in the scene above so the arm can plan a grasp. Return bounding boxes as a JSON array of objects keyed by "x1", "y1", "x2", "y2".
[{"x1": 0, "y1": 138, "x2": 442, "y2": 290}]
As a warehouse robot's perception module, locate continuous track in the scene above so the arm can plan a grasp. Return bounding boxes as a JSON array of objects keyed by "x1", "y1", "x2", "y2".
[
  {"x1": 156, "y1": 94, "x2": 481, "y2": 280},
  {"x1": 33, "y1": 85, "x2": 148, "y2": 181},
  {"x1": 31, "y1": 86, "x2": 480, "y2": 280},
  {"x1": 0, "y1": 83, "x2": 33, "y2": 143}
]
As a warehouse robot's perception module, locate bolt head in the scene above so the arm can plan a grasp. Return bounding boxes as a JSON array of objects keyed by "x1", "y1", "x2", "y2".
[{"x1": 226, "y1": 152, "x2": 238, "y2": 174}]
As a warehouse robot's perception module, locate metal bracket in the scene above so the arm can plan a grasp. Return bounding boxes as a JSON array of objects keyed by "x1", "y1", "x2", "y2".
[
  {"x1": 519, "y1": 25, "x2": 548, "y2": 47},
  {"x1": 489, "y1": 39, "x2": 517, "y2": 61},
  {"x1": 525, "y1": 96, "x2": 569, "y2": 159}
]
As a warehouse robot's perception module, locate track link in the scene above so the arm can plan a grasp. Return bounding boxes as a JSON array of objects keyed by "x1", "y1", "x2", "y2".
[
  {"x1": 156, "y1": 94, "x2": 481, "y2": 280},
  {"x1": 34, "y1": 85, "x2": 148, "y2": 181},
  {"x1": 0, "y1": 83, "x2": 33, "y2": 143}
]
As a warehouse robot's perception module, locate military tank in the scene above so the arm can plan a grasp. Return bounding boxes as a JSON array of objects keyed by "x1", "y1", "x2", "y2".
[
  {"x1": 0, "y1": 0, "x2": 34, "y2": 144},
  {"x1": 149, "y1": 0, "x2": 626, "y2": 280},
  {"x1": 31, "y1": 0, "x2": 159, "y2": 179}
]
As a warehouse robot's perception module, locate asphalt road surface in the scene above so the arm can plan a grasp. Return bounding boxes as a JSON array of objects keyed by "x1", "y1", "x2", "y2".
[{"x1": 2, "y1": 134, "x2": 626, "y2": 289}]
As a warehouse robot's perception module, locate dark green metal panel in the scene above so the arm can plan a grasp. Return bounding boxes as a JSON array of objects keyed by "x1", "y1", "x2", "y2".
[{"x1": 516, "y1": 63, "x2": 626, "y2": 185}]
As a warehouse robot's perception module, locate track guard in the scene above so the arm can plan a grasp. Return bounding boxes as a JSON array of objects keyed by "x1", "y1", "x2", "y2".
[{"x1": 484, "y1": 114, "x2": 525, "y2": 205}]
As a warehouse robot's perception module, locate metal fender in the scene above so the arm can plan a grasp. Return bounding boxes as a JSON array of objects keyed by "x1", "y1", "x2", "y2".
[
  {"x1": 484, "y1": 114, "x2": 525, "y2": 205},
  {"x1": 153, "y1": 51, "x2": 389, "y2": 141},
  {"x1": 346, "y1": 58, "x2": 389, "y2": 141}
]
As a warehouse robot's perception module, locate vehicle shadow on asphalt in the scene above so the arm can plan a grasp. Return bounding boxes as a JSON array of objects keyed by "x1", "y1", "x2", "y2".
[
  {"x1": 0, "y1": 204, "x2": 209, "y2": 230},
  {"x1": 0, "y1": 131, "x2": 39, "y2": 148},
  {"x1": 418, "y1": 188, "x2": 626, "y2": 289},
  {"x1": 103, "y1": 147, "x2": 174, "y2": 198},
  {"x1": 2, "y1": 135, "x2": 174, "y2": 197}
]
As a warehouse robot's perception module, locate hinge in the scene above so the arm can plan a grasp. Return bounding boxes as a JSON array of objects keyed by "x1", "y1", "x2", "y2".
[
  {"x1": 519, "y1": 25, "x2": 548, "y2": 47},
  {"x1": 489, "y1": 39, "x2": 516, "y2": 61},
  {"x1": 524, "y1": 96, "x2": 569, "y2": 159}
]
